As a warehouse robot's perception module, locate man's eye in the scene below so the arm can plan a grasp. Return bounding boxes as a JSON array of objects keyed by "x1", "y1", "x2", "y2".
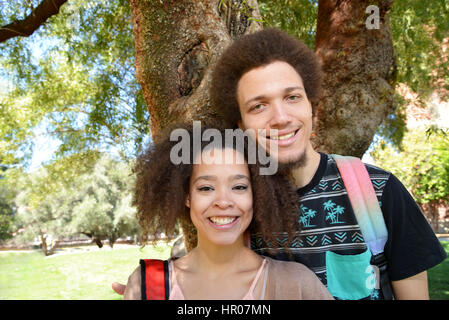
[
  {"x1": 250, "y1": 104, "x2": 264, "y2": 112},
  {"x1": 287, "y1": 95, "x2": 301, "y2": 101}
]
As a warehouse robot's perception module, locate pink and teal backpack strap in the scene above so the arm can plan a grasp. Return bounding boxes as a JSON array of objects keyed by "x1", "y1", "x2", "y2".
[{"x1": 332, "y1": 154, "x2": 388, "y2": 256}]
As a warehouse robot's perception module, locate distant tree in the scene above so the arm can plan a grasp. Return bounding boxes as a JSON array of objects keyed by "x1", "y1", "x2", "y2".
[
  {"x1": 0, "y1": 165, "x2": 16, "y2": 242},
  {"x1": 11, "y1": 155, "x2": 139, "y2": 253},
  {"x1": 371, "y1": 128, "x2": 449, "y2": 231},
  {"x1": 14, "y1": 169, "x2": 71, "y2": 255},
  {"x1": 68, "y1": 156, "x2": 139, "y2": 248}
]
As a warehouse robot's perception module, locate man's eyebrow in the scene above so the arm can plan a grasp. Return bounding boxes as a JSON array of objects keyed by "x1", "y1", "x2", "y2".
[
  {"x1": 284, "y1": 86, "x2": 305, "y2": 93},
  {"x1": 244, "y1": 94, "x2": 267, "y2": 107},
  {"x1": 243, "y1": 86, "x2": 306, "y2": 106}
]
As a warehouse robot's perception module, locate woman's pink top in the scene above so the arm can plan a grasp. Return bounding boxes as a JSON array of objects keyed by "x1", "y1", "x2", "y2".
[{"x1": 169, "y1": 258, "x2": 268, "y2": 300}]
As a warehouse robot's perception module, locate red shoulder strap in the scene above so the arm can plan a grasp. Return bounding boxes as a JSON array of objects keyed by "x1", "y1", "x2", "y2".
[{"x1": 139, "y1": 259, "x2": 169, "y2": 300}]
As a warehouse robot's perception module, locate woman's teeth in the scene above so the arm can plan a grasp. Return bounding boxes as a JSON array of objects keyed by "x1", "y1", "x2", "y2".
[
  {"x1": 270, "y1": 131, "x2": 295, "y2": 140},
  {"x1": 209, "y1": 216, "x2": 237, "y2": 225}
]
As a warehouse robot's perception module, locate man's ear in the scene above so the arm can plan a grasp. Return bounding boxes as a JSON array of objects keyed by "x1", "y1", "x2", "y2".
[{"x1": 185, "y1": 194, "x2": 190, "y2": 208}]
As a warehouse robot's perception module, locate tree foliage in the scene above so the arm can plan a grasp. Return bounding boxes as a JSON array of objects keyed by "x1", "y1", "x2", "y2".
[
  {"x1": 1, "y1": 0, "x2": 448, "y2": 168},
  {"x1": 371, "y1": 128, "x2": 449, "y2": 204},
  {"x1": 0, "y1": 171, "x2": 16, "y2": 242},
  {"x1": 11, "y1": 155, "x2": 139, "y2": 253},
  {"x1": 1, "y1": 0, "x2": 149, "y2": 169},
  {"x1": 68, "y1": 156, "x2": 139, "y2": 248},
  {"x1": 371, "y1": 128, "x2": 449, "y2": 230}
]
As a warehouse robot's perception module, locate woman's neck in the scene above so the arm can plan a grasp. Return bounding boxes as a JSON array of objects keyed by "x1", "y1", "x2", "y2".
[{"x1": 187, "y1": 234, "x2": 259, "y2": 276}]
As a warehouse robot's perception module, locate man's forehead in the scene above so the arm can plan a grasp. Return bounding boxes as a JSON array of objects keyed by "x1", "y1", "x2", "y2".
[{"x1": 237, "y1": 62, "x2": 304, "y2": 92}]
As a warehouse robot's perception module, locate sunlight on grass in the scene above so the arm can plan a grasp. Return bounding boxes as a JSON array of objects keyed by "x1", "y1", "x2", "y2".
[
  {"x1": 0, "y1": 244, "x2": 171, "y2": 300},
  {"x1": 428, "y1": 241, "x2": 449, "y2": 300},
  {"x1": 1, "y1": 241, "x2": 447, "y2": 300}
]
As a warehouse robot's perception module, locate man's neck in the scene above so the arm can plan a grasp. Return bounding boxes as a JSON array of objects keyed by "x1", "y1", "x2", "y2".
[{"x1": 289, "y1": 149, "x2": 321, "y2": 188}]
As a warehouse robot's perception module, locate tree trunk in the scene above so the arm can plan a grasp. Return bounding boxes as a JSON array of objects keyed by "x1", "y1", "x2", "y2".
[
  {"x1": 130, "y1": 0, "x2": 262, "y2": 138},
  {"x1": 427, "y1": 201, "x2": 440, "y2": 233},
  {"x1": 92, "y1": 236, "x2": 103, "y2": 248},
  {"x1": 129, "y1": 0, "x2": 262, "y2": 251},
  {"x1": 313, "y1": 0, "x2": 396, "y2": 157},
  {"x1": 108, "y1": 234, "x2": 117, "y2": 248},
  {"x1": 40, "y1": 234, "x2": 48, "y2": 256}
]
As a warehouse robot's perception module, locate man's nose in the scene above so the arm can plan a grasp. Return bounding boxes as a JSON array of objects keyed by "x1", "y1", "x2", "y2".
[{"x1": 269, "y1": 101, "x2": 290, "y2": 128}]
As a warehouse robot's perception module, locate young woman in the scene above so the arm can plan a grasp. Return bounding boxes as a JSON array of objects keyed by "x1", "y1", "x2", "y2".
[{"x1": 124, "y1": 123, "x2": 332, "y2": 300}]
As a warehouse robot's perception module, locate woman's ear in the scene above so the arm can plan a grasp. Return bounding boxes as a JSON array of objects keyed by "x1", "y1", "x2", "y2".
[{"x1": 185, "y1": 194, "x2": 190, "y2": 208}]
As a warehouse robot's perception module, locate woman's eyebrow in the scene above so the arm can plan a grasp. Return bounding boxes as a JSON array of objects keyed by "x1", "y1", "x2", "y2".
[
  {"x1": 230, "y1": 174, "x2": 250, "y2": 181},
  {"x1": 192, "y1": 175, "x2": 216, "y2": 184}
]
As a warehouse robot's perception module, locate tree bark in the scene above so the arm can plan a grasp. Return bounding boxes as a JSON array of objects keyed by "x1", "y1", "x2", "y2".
[
  {"x1": 0, "y1": 0, "x2": 68, "y2": 43},
  {"x1": 313, "y1": 0, "x2": 396, "y2": 157},
  {"x1": 129, "y1": 0, "x2": 262, "y2": 139},
  {"x1": 130, "y1": 0, "x2": 262, "y2": 251}
]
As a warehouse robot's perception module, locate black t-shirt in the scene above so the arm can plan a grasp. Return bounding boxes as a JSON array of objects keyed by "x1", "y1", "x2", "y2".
[{"x1": 251, "y1": 153, "x2": 447, "y2": 300}]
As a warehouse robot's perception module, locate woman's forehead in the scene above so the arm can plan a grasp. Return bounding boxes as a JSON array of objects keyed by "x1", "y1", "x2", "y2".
[{"x1": 192, "y1": 148, "x2": 249, "y2": 176}]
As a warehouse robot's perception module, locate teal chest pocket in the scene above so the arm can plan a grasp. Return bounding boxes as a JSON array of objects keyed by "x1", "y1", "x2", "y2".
[{"x1": 326, "y1": 249, "x2": 374, "y2": 300}]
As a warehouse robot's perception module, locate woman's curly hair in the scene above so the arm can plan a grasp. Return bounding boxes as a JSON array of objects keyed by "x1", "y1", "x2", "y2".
[
  {"x1": 210, "y1": 27, "x2": 323, "y2": 128},
  {"x1": 133, "y1": 121, "x2": 300, "y2": 251}
]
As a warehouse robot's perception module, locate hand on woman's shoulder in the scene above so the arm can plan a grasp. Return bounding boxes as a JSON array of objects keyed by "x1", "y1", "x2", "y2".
[{"x1": 124, "y1": 266, "x2": 142, "y2": 300}]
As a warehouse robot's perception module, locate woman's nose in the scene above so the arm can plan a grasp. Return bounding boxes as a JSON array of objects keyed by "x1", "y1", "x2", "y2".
[{"x1": 213, "y1": 190, "x2": 234, "y2": 209}]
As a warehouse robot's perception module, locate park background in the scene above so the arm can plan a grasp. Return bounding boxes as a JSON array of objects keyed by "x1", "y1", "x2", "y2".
[{"x1": 0, "y1": 0, "x2": 448, "y2": 299}]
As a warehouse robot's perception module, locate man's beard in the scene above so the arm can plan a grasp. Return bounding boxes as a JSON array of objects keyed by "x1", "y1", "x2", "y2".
[{"x1": 277, "y1": 150, "x2": 307, "y2": 174}]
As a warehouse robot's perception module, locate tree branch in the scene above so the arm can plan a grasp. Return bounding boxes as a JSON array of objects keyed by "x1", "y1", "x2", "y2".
[{"x1": 0, "y1": 0, "x2": 68, "y2": 43}]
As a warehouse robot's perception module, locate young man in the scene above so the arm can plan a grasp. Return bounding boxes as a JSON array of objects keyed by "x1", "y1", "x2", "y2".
[
  {"x1": 207, "y1": 28, "x2": 446, "y2": 300},
  {"x1": 113, "y1": 28, "x2": 446, "y2": 300}
]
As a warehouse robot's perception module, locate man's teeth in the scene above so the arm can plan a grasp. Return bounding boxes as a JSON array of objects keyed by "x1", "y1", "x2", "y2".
[
  {"x1": 209, "y1": 216, "x2": 237, "y2": 225},
  {"x1": 270, "y1": 132, "x2": 295, "y2": 140}
]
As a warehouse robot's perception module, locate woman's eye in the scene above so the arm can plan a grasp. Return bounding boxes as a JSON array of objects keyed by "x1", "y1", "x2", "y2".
[
  {"x1": 233, "y1": 185, "x2": 248, "y2": 191},
  {"x1": 197, "y1": 186, "x2": 214, "y2": 192}
]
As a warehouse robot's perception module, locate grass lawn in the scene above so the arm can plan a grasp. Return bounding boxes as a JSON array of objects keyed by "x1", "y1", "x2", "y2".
[
  {"x1": 428, "y1": 241, "x2": 449, "y2": 300},
  {"x1": 1, "y1": 241, "x2": 448, "y2": 300},
  {"x1": 0, "y1": 244, "x2": 170, "y2": 300}
]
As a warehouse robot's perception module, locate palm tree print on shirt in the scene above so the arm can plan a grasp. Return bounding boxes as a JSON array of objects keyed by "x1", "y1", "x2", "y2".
[
  {"x1": 299, "y1": 204, "x2": 316, "y2": 228},
  {"x1": 324, "y1": 200, "x2": 345, "y2": 224}
]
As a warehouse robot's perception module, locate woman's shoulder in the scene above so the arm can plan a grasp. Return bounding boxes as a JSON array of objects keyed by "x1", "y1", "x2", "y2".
[
  {"x1": 264, "y1": 256, "x2": 312, "y2": 275},
  {"x1": 264, "y1": 256, "x2": 334, "y2": 300}
]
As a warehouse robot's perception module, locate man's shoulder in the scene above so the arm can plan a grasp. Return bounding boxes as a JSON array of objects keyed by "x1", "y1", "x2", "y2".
[{"x1": 325, "y1": 153, "x2": 392, "y2": 179}]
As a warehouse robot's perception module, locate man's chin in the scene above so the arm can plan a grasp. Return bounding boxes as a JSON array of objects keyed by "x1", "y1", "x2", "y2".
[{"x1": 277, "y1": 152, "x2": 307, "y2": 173}]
